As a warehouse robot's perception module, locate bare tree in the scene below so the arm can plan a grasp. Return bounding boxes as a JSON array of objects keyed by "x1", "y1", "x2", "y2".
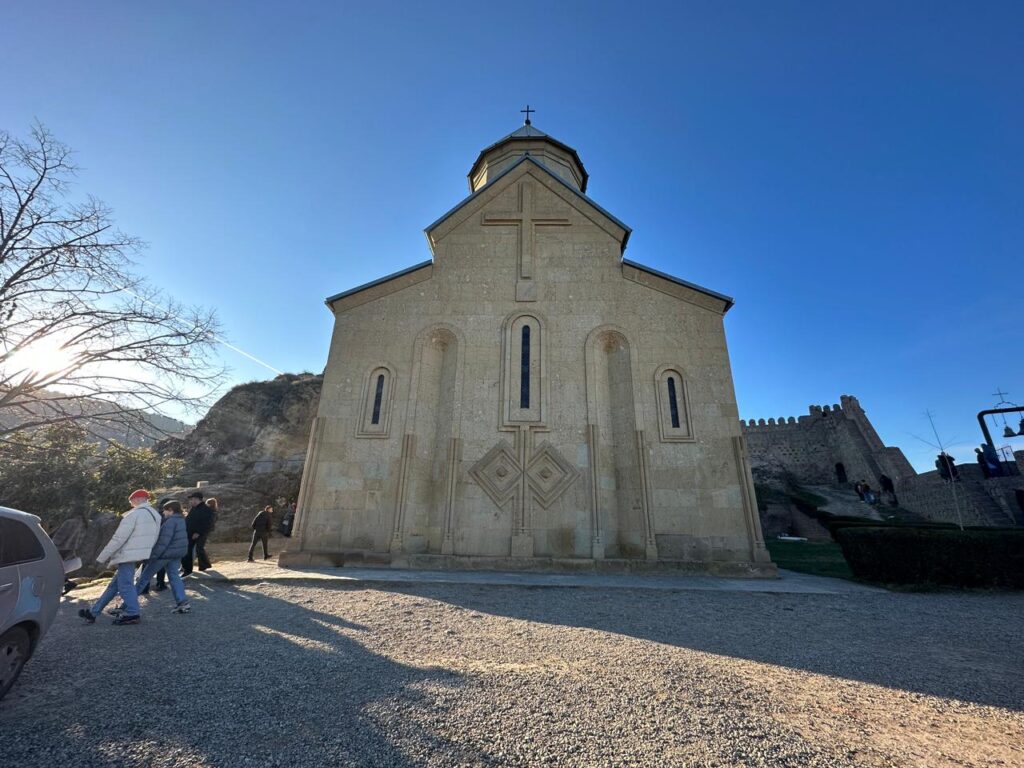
[{"x1": 0, "y1": 123, "x2": 222, "y2": 445}]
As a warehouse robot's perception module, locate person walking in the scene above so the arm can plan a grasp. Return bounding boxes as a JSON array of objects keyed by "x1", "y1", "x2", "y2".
[
  {"x1": 140, "y1": 496, "x2": 172, "y2": 595},
  {"x1": 862, "y1": 483, "x2": 877, "y2": 504},
  {"x1": 206, "y1": 497, "x2": 220, "y2": 532},
  {"x1": 78, "y1": 490, "x2": 161, "y2": 626},
  {"x1": 280, "y1": 501, "x2": 296, "y2": 537},
  {"x1": 248, "y1": 505, "x2": 273, "y2": 561},
  {"x1": 976, "y1": 448, "x2": 992, "y2": 479},
  {"x1": 981, "y1": 443, "x2": 1004, "y2": 478},
  {"x1": 181, "y1": 491, "x2": 215, "y2": 576},
  {"x1": 135, "y1": 501, "x2": 191, "y2": 614}
]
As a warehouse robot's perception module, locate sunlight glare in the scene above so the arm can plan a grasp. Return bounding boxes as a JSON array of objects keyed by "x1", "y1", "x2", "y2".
[{"x1": 6, "y1": 337, "x2": 77, "y2": 381}]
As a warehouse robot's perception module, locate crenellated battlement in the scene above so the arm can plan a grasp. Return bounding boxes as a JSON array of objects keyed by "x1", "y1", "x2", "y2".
[
  {"x1": 740, "y1": 394, "x2": 914, "y2": 486},
  {"x1": 741, "y1": 396, "x2": 857, "y2": 430}
]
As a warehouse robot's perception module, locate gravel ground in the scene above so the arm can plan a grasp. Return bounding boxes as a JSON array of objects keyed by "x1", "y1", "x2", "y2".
[{"x1": 1, "y1": 576, "x2": 1022, "y2": 767}]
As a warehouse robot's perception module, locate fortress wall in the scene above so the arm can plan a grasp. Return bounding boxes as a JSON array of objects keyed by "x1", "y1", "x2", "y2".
[{"x1": 742, "y1": 395, "x2": 913, "y2": 489}]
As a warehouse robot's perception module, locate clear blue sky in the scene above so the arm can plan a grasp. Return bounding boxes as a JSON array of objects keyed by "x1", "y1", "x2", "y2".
[{"x1": 7, "y1": 1, "x2": 1023, "y2": 471}]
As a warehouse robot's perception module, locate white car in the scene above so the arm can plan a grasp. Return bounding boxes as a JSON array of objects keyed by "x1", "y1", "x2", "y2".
[{"x1": 0, "y1": 507, "x2": 79, "y2": 702}]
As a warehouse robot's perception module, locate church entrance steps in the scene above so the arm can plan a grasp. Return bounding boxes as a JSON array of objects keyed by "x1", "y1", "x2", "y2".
[{"x1": 203, "y1": 560, "x2": 878, "y2": 595}]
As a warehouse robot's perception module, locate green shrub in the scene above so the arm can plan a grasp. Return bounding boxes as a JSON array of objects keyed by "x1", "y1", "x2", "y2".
[
  {"x1": 835, "y1": 527, "x2": 1024, "y2": 588},
  {"x1": 823, "y1": 517, "x2": 959, "y2": 537}
]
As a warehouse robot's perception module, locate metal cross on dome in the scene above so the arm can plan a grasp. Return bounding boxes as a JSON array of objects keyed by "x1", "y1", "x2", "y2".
[{"x1": 520, "y1": 104, "x2": 535, "y2": 125}]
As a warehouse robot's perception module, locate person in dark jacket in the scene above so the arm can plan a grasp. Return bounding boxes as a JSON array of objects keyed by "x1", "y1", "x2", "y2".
[
  {"x1": 181, "y1": 491, "x2": 214, "y2": 575},
  {"x1": 248, "y1": 505, "x2": 273, "y2": 561},
  {"x1": 128, "y1": 501, "x2": 191, "y2": 613},
  {"x1": 142, "y1": 496, "x2": 173, "y2": 594}
]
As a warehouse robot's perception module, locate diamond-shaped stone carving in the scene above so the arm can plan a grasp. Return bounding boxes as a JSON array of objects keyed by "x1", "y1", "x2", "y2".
[
  {"x1": 470, "y1": 441, "x2": 522, "y2": 507},
  {"x1": 525, "y1": 442, "x2": 579, "y2": 509}
]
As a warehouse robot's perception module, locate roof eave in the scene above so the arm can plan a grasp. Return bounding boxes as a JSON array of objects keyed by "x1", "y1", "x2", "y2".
[
  {"x1": 621, "y1": 258, "x2": 735, "y2": 313},
  {"x1": 324, "y1": 259, "x2": 433, "y2": 308}
]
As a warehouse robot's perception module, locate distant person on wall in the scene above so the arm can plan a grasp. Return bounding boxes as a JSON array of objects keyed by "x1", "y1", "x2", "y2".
[
  {"x1": 936, "y1": 452, "x2": 959, "y2": 482},
  {"x1": 78, "y1": 489, "x2": 161, "y2": 626},
  {"x1": 248, "y1": 505, "x2": 273, "y2": 562},
  {"x1": 981, "y1": 443, "x2": 1004, "y2": 478},
  {"x1": 976, "y1": 448, "x2": 993, "y2": 479},
  {"x1": 181, "y1": 491, "x2": 215, "y2": 576},
  {"x1": 853, "y1": 481, "x2": 865, "y2": 501},
  {"x1": 862, "y1": 483, "x2": 878, "y2": 505},
  {"x1": 878, "y1": 474, "x2": 898, "y2": 506}
]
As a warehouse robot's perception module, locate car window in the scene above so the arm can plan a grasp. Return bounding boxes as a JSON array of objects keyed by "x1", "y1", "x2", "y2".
[{"x1": 0, "y1": 518, "x2": 46, "y2": 566}]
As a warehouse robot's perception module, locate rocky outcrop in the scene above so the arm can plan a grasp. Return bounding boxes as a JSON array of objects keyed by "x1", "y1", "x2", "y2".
[
  {"x1": 159, "y1": 373, "x2": 321, "y2": 483},
  {"x1": 156, "y1": 373, "x2": 322, "y2": 540}
]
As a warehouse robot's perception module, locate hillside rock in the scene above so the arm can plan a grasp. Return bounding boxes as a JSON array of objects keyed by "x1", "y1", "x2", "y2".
[
  {"x1": 159, "y1": 373, "x2": 321, "y2": 483},
  {"x1": 155, "y1": 373, "x2": 322, "y2": 540}
]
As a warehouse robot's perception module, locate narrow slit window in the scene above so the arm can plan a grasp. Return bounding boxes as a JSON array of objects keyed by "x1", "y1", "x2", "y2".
[
  {"x1": 520, "y1": 325, "x2": 531, "y2": 409},
  {"x1": 667, "y1": 376, "x2": 680, "y2": 429},
  {"x1": 371, "y1": 374, "x2": 385, "y2": 425}
]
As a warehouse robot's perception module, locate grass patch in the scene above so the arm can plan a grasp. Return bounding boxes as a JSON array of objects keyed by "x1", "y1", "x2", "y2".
[{"x1": 766, "y1": 539, "x2": 854, "y2": 580}]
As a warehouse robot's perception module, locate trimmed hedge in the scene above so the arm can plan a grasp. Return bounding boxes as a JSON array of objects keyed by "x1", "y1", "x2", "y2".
[
  {"x1": 835, "y1": 527, "x2": 1024, "y2": 588},
  {"x1": 822, "y1": 517, "x2": 960, "y2": 536}
]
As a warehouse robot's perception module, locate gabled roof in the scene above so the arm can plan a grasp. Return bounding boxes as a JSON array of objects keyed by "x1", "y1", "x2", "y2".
[
  {"x1": 468, "y1": 123, "x2": 589, "y2": 193},
  {"x1": 427, "y1": 154, "x2": 631, "y2": 253}
]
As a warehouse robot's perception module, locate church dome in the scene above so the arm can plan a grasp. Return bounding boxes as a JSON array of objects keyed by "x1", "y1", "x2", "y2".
[{"x1": 468, "y1": 121, "x2": 589, "y2": 194}]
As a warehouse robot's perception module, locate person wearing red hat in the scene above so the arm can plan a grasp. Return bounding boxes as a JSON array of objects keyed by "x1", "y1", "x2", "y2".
[{"x1": 78, "y1": 489, "x2": 162, "y2": 626}]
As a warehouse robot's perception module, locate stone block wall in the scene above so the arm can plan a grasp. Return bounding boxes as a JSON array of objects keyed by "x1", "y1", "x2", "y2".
[
  {"x1": 742, "y1": 395, "x2": 914, "y2": 488},
  {"x1": 742, "y1": 394, "x2": 1024, "y2": 528},
  {"x1": 898, "y1": 466, "x2": 1024, "y2": 527}
]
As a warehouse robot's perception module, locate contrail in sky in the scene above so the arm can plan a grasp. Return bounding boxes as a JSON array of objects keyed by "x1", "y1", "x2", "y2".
[{"x1": 118, "y1": 283, "x2": 284, "y2": 376}]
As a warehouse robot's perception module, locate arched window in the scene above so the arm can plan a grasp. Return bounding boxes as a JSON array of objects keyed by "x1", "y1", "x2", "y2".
[
  {"x1": 667, "y1": 376, "x2": 680, "y2": 429},
  {"x1": 504, "y1": 314, "x2": 542, "y2": 424},
  {"x1": 520, "y1": 325, "x2": 531, "y2": 409},
  {"x1": 358, "y1": 365, "x2": 394, "y2": 437},
  {"x1": 655, "y1": 366, "x2": 693, "y2": 442},
  {"x1": 371, "y1": 374, "x2": 385, "y2": 425}
]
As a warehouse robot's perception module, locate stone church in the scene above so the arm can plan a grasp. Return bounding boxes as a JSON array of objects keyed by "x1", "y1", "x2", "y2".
[{"x1": 281, "y1": 117, "x2": 773, "y2": 574}]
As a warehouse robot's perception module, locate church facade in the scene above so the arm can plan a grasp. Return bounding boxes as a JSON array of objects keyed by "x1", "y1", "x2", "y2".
[{"x1": 281, "y1": 121, "x2": 773, "y2": 574}]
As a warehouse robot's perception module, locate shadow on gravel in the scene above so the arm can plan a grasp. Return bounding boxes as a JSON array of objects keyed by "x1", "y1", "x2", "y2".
[
  {"x1": 376, "y1": 583, "x2": 1024, "y2": 713},
  {"x1": 0, "y1": 581, "x2": 492, "y2": 767}
]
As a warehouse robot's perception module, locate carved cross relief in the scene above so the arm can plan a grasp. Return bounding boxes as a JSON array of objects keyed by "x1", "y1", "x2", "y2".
[
  {"x1": 482, "y1": 179, "x2": 570, "y2": 302},
  {"x1": 470, "y1": 431, "x2": 580, "y2": 557}
]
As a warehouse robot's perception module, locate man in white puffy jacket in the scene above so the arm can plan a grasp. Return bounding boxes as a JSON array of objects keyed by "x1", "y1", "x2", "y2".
[{"x1": 78, "y1": 489, "x2": 162, "y2": 626}]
